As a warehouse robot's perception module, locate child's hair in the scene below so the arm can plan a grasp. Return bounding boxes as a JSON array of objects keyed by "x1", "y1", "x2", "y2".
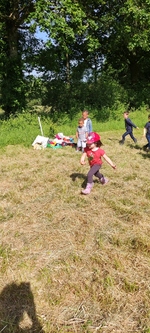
[
  {"x1": 82, "y1": 109, "x2": 89, "y2": 114},
  {"x1": 78, "y1": 117, "x2": 84, "y2": 123},
  {"x1": 95, "y1": 140, "x2": 103, "y2": 147},
  {"x1": 123, "y1": 111, "x2": 129, "y2": 115}
]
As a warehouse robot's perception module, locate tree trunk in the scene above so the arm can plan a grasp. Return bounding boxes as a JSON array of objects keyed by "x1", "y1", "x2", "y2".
[{"x1": 7, "y1": 24, "x2": 18, "y2": 58}]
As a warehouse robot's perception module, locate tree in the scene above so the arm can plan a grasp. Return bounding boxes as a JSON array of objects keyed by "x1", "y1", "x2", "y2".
[
  {"x1": 101, "y1": 1, "x2": 150, "y2": 83},
  {"x1": 1, "y1": 0, "x2": 150, "y2": 117},
  {"x1": 0, "y1": 0, "x2": 35, "y2": 117}
]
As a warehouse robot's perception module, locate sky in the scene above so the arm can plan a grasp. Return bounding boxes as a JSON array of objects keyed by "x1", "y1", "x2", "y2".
[{"x1": 35, "y1": 28, "x2": 48, "y2": 42}]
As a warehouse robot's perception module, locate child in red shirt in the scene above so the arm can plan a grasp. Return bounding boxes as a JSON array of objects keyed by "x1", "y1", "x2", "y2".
[{"x1": 80, "y1": 132, "x2": 116, "y2": 194}]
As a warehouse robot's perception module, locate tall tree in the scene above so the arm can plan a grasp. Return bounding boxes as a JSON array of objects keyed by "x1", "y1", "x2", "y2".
[{"x1": 0, "y1": 0, "x2": 35, "y2": 117}]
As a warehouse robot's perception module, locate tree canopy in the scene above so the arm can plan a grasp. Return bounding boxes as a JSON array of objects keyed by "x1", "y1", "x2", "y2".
[{"x1": 1, "y1": 0, "x2": 150, "y2": 118}]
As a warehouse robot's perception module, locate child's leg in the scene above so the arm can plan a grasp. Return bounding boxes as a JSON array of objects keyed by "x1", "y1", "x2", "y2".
[
  {"x1": 122, "y1": 131, "x2": 129, "y2": 141},
  {"x1": 81, "y1": 165, "x2": 96, "y2": 194},
  {"x1": 93, "y1": 165, "x2": 109, "y2": 184},
  {"x1": 81, "y1": 141, "x2": 86, "y2": 152},
  {"x1": 120, "y1": 131, "x2": 129, "y2": 144},
  {"x1": 129, "y1": 131, "x2": 137, "y2": 142},
  {"x1": 146, "y1": 134, "x2": 150, "y2": 149},
  {"x1": 87, "y1": 165, "x2": 101, "y2": 183},
  {"x1": 77, "y1": 138, "x2": 81, "y2": 151},
  {"x1": 94, "y1": 165, "x2": 103, "y2": 180}
]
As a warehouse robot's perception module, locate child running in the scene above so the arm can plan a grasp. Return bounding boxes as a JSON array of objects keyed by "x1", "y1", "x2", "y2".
[
  {"x1": 143, "y1": 114, "x2": 150, "y2": 151},
  {"x1": 76, "y1": 118, "x2": 88, "y2": 152},
  {"x1": 80, "y1": 132, "x2": 116, "y2": 195},
  {"x1": 119, "y1": 111, "x2": 139, "y2": 145}
]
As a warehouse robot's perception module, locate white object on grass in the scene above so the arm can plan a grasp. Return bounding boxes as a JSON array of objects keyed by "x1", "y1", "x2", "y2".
[
  {"x1": 38, "y1": 116, "x2": 44, "y2": 136},
  {"x1": 32, "y1": 135, "x2": 49, "y2": 148}
]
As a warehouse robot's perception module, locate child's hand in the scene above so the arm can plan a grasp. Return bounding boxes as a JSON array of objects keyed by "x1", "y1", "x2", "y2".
[
  {"x1": 112, "y1": 165, "x2": 116, "y2": 169},
  {"x1": 136, "y1": 127, "x2": 139, "y2": 130},
  {"x1": 80, "y1": 160, "x2": 86, "y2": 165}
]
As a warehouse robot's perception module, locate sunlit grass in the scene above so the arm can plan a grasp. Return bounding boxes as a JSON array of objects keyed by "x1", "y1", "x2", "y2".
[{"x1": 0, "y1": 119, "x2": 150, "y2": 332}]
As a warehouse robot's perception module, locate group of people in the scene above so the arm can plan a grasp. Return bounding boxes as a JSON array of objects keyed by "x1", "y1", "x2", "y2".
[{"x1": 76, "y1": 110, "x2": 150, "y2": 195}]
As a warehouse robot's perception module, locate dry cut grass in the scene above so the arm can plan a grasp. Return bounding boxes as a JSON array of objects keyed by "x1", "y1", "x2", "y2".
[{"x1": 0, "y1": 130, "x2": 150, "y2": 333}]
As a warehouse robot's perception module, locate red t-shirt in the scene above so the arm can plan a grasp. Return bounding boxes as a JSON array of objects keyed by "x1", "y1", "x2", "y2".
[{"x1": 84, "y1": 147, "x2": 105, "y2": 167}]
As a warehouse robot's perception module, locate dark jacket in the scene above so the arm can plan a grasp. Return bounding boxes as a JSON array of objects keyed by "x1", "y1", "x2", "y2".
[
  {"x1": 125, "y1": 118, "x2": 137, "y2": 132},
  {"x1": 144, "y1": 121, "x2": 150, "y2": 134}
]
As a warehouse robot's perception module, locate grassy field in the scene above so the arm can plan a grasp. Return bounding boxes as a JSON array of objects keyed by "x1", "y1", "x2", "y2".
[{"x1": 0, "y1": 128, "x2": 150, "y2": 333}]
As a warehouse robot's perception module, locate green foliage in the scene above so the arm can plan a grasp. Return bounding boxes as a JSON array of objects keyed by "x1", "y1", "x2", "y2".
[
  {"x1": 1, "y1": 0, "x2": 150, "y2": 118},
  {"x1": 0, "y1": 106, "x2": 147, "y2": 147},
  {"x1": 87, "y1": 70, "x2": 128, "y2": 121},
  {"x1": 30, "y1": 0, "x2": 97, "y2": 53},
  {"x1": 1, "y1": 58, "x2": 26, "y2": 117},
  {"x1": 0, "y1": 0, "x2": 35, "y2": 117},
  {"x1": 124, "y1": 82, "x2": 150, "y2": 109},
  {"x1": 39, "y1": 69, "x2": 128, "y2": 121},
  {"x1": 0, "y1": 112, "x2": 57, "y2": 147},
  {"x1": 119, "y1": 1, "x2": 150, "y2": 51}
]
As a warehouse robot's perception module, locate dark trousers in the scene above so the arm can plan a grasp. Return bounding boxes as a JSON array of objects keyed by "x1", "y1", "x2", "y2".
[
  {"x1": 122, "y1": 130, "x2": 136, "y2": 142},
  {"x1": 143, "y1": 134, "x2": 150, "y2": 149},
  {"x1": 87, "y1": 164, "x2": 103, "y2": 184}
]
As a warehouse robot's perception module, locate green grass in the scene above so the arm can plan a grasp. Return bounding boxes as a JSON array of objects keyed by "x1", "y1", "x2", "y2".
[
  {"x1": 0, "y1": 128, "x2": 150, "y2": 332},
  {"x1": 0, "y1": 108, "x2": 148, "y2": 148}
]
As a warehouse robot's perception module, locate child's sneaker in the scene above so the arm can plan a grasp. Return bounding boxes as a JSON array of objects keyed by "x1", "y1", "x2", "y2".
[
  {"x1": 119, "y1": 139, "x2": 125, "y2": 145},
  {"x1": 81, "y1": 182, "x2": 94, "y2": 194},
  {"x1": 100, "y1": 177, "x2": 109, "y2": 185}
]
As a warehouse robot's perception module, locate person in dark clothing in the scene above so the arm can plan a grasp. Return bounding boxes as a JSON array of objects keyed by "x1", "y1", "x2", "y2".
[
  {"x1": 143, "y1": 114, "x2": 150, "y2": 151},
  {"x1": 119, "y1": 112, "x2": 139, "y2": 145}
]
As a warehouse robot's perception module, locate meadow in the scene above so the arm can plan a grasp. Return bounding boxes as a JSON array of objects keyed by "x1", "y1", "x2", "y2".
[{"x1": 0, "y1": 110, "x2": 150, "y2": 333}]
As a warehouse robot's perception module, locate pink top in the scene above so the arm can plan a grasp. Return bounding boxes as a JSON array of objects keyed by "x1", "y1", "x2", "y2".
[{"x1": 84, "y1": 147, "x2": 105, "y2": 167}]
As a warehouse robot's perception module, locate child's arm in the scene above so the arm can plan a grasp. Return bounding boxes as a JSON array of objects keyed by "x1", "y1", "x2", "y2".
[
  {"x1": 80, "y1": 152, "x2": 87, "y2": 165},
  {"x1": 103, "y1": 154, "x2": 116, "y2": 169},
  {"x1": 76, "y1": 131, "x2": 79, "y2": 139},
  {"x1": 126, "y1": 118, "x2": 139, "y2": 129},
  {"x1": 143, "y1": 127, "x2": 146, "y2": 137}
]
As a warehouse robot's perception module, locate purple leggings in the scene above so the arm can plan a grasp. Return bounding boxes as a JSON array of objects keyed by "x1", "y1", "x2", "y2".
[{"x1": 87, "y1": 164, "x2": 103, "y2": 183}]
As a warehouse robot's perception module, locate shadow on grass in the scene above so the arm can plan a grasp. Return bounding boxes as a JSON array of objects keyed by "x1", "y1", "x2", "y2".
[
  {"x1": 70, "y1": 172, "x2": 102, "y2": 188},
  {"x1": 128, "y1": 144, "x2": 150, "y2": 157},
  {"x1": 127, "y1": 143, "x2": 142, "y2": 150},
  {"x1": 70, "y1": 172, "x2": 87, "y2": 188},
  {"x1": 108, "y1": 138, "x2": 121, "y2": 142},
  {"x1": 139, "y1": 152, "x2": 150, "y2": 159},
  {"x1": 0, "y1": 282, "x2": 44, "y2": 333}
]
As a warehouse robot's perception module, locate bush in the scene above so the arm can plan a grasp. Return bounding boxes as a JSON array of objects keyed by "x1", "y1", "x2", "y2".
[{"x1": 0, "y1": 112, "x2": 57, "y2": 147}]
